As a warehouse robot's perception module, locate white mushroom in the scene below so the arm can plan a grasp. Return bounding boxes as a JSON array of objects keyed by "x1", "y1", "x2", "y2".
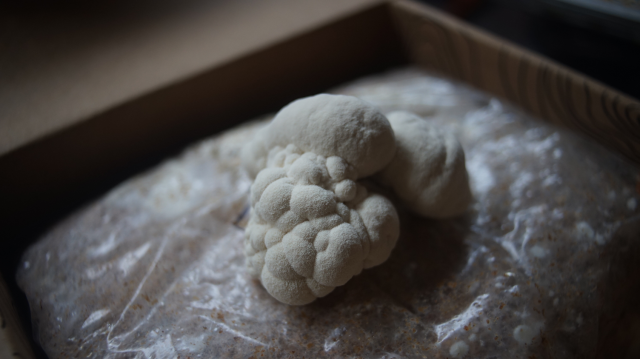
[
  {"x1": 241, "y1": 96, "x2": 471, "y2": 305},
  {"x1": 375, "y1": 111, "x2": 472, "y2": 218},
  {"x1": 241, "y1": 94, "x2": 397, "y2": 179},
  {"x1": 242, "y1": 94, "x2": 399, "y2": 305}
]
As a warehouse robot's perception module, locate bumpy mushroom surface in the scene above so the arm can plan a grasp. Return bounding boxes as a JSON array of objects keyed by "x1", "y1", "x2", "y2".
[
  {"x1": 242, "y1": 94, "x2": 400, "y2": 305},
  {"x1": 375, "y1": 111, "x2": 472, "y2": 218},
  {"x1": 241, "y1": 94, "x2": 396, "y2": 179},
  {"x1": 241, "y1": 96, "x2": 472, "y2": 305}
]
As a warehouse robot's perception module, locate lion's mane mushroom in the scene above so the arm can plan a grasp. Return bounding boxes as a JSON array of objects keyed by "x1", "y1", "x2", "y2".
[
  {"x1": 374, "y1": 111, "x2": 472, "y2": 218},
  {"x1": 241, "y1": 94, "x2": 400, "y2": 305},
  {"x1": 241, "y1": 95, "x2": 472, "y2": 305}
]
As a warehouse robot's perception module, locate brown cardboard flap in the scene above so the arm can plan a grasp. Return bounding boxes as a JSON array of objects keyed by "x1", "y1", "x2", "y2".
[
  {"x1": 391, "y1": 0, "x2": 640, "y2": 164},
  {"x1": 0, "y1": 0, "x2": 383, "y2": 157},
  {"x1": 0, "y1": 3, "x2": 405, "y2": 219}
]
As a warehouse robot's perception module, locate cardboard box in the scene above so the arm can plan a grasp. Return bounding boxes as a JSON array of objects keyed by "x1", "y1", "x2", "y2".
[{"x1": 1, "y1": 0, "x2": 638, "y2": 356}]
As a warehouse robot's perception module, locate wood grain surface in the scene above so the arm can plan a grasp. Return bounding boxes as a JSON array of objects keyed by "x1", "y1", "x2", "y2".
[{"x1": 392, "y1": 0, "x2": 640, "y2": 164}]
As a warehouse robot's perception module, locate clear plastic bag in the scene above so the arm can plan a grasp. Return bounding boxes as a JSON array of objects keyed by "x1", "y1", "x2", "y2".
[{"x1": 18, "y1": 69, "x2": 640, "y2": 358}]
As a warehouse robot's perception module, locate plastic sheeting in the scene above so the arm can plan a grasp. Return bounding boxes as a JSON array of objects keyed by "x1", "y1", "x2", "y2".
[{"x1": 18, "y1": 68, "x2": 640, "y2": 358}]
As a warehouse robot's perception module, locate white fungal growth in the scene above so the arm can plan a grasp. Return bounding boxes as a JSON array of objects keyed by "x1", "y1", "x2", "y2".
[
  {"x1": 449, "y1": 340, "x2": 469, "y2": 358},
  {"x1": 513, "y1": 324, "x2": 536, "y2": 345},
  {"x1": 530, "y1": 245, "x2": 547, "y2": 258},
  {"x1": 375, "y1": 111, "x2": 472, "y2": 218},
  {"x1": 242, "y1": 94, "x2": 397, "y2": 179},
  {"x1": 245, "y1": 148, "x2": 399, "y2": 305},
  {"x1": 242, "y1": 94, "x2": 399, "y2": 305},
  {"x1": 241, "y1": 94, "x2": 471, "y2": 305},
  {"x1": 468, "y1": 334, "x2": 477, "y2": 342},
  {"x1": 575, "y1": 221, "x2": 595, "y2": 241}
]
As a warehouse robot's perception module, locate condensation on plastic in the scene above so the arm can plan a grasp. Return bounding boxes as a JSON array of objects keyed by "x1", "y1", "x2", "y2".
[{"x1": 17, "y1": 68, "x2": 640, "y2": 359}]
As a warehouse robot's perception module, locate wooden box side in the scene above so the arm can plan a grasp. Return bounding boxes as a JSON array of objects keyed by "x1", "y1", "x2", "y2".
[{"x1": 391, "y1": 0, "x2": 640, "y2": 165}]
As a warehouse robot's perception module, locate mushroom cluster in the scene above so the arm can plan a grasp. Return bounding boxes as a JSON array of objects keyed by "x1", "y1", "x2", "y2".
[{"x1": 242, "y1": 94, "x2": 471, "y2": 305}]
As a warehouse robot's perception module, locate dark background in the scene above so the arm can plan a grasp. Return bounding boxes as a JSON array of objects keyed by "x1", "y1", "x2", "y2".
[{"x1": 419, "y1": 0, "x2": 640, "y2": 100}]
